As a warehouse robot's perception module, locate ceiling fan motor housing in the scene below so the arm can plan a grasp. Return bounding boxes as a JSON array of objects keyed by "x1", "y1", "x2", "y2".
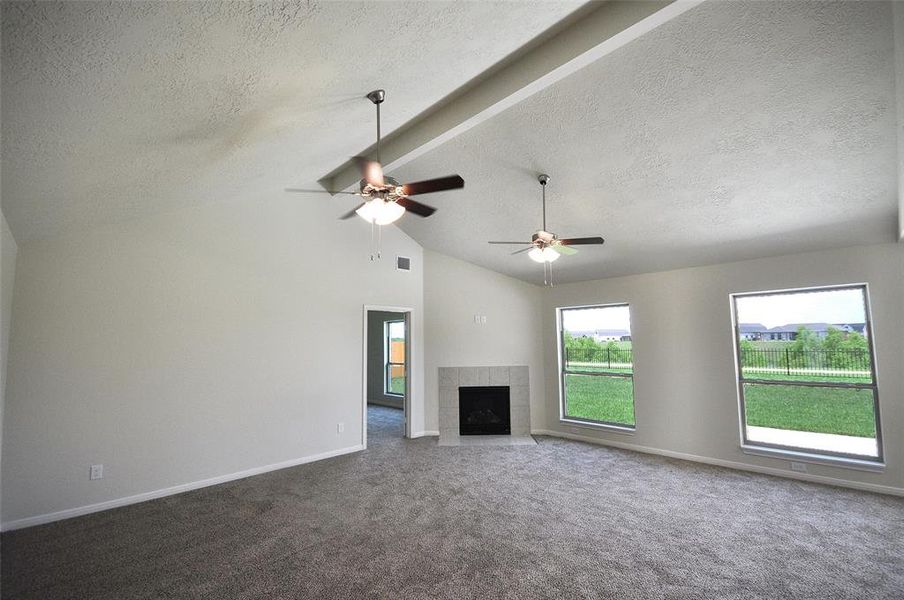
[{"x1": 532, "y1": 230, "x2": 556, "y2": 244}]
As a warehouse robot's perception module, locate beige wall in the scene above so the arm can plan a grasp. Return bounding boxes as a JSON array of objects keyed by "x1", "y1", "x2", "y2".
[
  {"x1": 1, "y1": 196, "x2": 424, "y2": 527},
  {"x1": 424, "y1": 250, "x2": 546, "y2": 433},
  {"x1": 540, "y1": 242, "x2": 904, "y2": 493}
]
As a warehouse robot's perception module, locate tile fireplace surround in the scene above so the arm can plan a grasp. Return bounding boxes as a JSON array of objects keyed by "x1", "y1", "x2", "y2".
[{"x1": 438, "y1": 366, "x2": 532, "y2": 446}]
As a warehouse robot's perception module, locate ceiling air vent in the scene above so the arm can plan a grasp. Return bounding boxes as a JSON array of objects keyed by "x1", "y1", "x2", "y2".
[{"x1": 396, "y1": 256, "x2": 411, "y2": 271}]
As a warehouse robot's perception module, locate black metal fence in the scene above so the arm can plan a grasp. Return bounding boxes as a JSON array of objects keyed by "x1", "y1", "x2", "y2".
[
  {"x1": 566, "y1": 347, "x2": 633, "y2": 369},
  {"x1": 741, "y1": 348, "x2": 871, "y2": 374}
]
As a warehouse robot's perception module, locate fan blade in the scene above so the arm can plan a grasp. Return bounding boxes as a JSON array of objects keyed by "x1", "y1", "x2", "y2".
[
  {"x1": 353, "y1": 156, "x2": 384, "y2": 187},
  {"x1": 396, "y1": 197, "x2": 436, "y2": 218},
  {"x1": 339, "y1": 203, "x2": 366, "y2": 220},
  {"x1": 511, "y1": 247, "x2": 534, "y2": 255},
  {"x1": 488, "y1": 241, "x2": 533, "y2": 245},
  {"x1": 402, "y1": 175, "x2": 464, "y2": 196},
  {"x1": 552, "y1": 244, "x2": 578, "y2": 255},
  {"x1": 285, "y1": 188, "x2": 358, "y2": 195},
  {"x1": 559, "y1": 237, "x2": 605, "y2": 246}
]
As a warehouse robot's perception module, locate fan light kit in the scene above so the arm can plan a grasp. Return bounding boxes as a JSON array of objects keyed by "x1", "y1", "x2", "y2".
[
  {"x1": 489, "y1": 174, "x2": 605, "y2": 285},
  {"x1": 286, "y1": 89, "x2": 465, "y2": 259}
]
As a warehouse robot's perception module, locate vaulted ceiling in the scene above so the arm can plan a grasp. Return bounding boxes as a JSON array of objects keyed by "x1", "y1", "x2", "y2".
[
  {"x1": 1, "y1": 0, "x2": 582, "y2": 240},
  {"x1": 391, "y1": 0, "x2": 898, "y2": 284},
  {"x1": 2, "y1": 1, "x2": 899, "y2": 285}
]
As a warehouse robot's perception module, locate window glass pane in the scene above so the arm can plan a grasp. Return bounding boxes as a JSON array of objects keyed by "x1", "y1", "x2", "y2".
[
  {"x1": 564, "y1": 374, "x2": 635, "y2": 426},
  {"x1": 732, "y1": 286, "x2": 880, "y2": 461},
  {"x1": 742, "y1": 383, "x2": 876, "y2": 438},
  {"x1": 388, "y1": 366, "x2": 405, "y2": 395},
  {"x1": 735, "y1": 287, "x2": 872, "y2": 384},
  {"x1": 744, "y1": 384, "x2": 878, "y2": 458},
  {"x1": 560, "y1": 304, "x2": 634, "y2": 428},
  {"x1": 385, "y1": 320, "x2": 405, "y2": 396}
]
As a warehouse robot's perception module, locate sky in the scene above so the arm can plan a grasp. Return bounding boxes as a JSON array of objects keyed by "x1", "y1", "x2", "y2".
[
  {"x1": 735, "y1": 288, "x2": 867, "y2": 328},
  {"x1": 562, "y1": 305, "x2": 631, "y2": 333}
]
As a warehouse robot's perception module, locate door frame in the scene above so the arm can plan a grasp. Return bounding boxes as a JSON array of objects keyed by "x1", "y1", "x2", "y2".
[{"x1": 362, "y1": 305, "x2": 413, "y2": 447}]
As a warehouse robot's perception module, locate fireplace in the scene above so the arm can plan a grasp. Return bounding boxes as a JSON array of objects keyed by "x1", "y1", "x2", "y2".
[{"x1": 459, "y1": 386, "x2": 511, "y2": 435}]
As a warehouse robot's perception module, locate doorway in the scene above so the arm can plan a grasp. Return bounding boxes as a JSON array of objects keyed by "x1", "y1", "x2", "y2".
[{"x1": 363, "y1": 306, "x2": 411, "y2": 445}]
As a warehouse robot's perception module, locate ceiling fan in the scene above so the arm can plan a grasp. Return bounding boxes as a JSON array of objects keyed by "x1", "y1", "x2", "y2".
[
  {"x1": 286, "y1": 89, "x2": 465, "y2": 226},
  {"x1": 488, "y1": 174, "x2": 604, "y2": 284}
]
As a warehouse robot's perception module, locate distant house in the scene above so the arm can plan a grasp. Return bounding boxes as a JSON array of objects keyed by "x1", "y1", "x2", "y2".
[
  {"x1": 570, "y1": 329, "x2": 630, "y2": 342},
  {"x1": 738, "y1": 323, "x2": 767, "y2": 340},
  {"x1": 761, "y1": 323, "x2": 868, "y2": 341},
  {"x1": 592, "y1": 329, "x2": 630, "y2": 342},
  {"x1": 835, "y1": 322, "x2": 867, "y2": 336}
]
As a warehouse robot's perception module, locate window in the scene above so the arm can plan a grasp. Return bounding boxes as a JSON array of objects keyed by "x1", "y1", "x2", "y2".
[
  {"x1": 384, "y1": 320, "x2": 405, "y2": 396},
  {"x1": 558, "y1": 304, "x2": 635, "y2": 429},
  {"x1": 732, "y1": 285, "x2": 882, "y2": 464}
]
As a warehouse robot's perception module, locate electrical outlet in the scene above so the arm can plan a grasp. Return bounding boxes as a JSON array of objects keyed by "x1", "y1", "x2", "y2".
[
  {"x1": 337, "y1": 422, "x2": 344, "y2": 434},
  {"x1": 473, "y1": 314, "x2": 480, "y2": 324},
  {"x1": 790, "y1": 461, "x2": 807, "y2": 473},
  {"x1": 480, "y1": 315, "x2": 487, "y2": 324},
  {"x1": 90, "y1": 464, "x2": 104, "y2": 480}
]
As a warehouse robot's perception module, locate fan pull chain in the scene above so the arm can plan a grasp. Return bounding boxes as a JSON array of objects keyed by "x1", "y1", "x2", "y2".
[
  {"x1": 370, "y1": 221, "x2": 376, "y2": 261},
  {"x1": 377, "y1": 223, "x2": 383, "y2": 260}
]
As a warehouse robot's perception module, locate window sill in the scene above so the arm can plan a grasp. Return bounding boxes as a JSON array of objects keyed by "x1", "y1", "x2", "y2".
[
  {"x1": 559, "y1": 418, "x2": 636, "y2": 435},
  {"x1": 741, "y1": 444, "x2": 885, "y2": 472}
]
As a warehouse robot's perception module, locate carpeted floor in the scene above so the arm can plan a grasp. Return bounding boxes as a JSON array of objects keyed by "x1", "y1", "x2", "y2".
[{"x1": 3, "y1": 405, "x2": 903, "y2": 599}]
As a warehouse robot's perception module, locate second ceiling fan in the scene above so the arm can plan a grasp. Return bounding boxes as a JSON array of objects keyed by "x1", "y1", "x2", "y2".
[{"x1": 489, "y1": 174, "x2": 604, "y2": 284}]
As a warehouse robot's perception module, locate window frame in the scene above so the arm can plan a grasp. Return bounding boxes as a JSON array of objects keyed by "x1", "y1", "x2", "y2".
[
  {"x1": 730, "y1": 283, "x2": 884, "y2": 466},
  {"x1": 384, "y1": 319, "x2": 405, "y2": 397},
  {"x1": 556, "y1": 302, "x2": 636, "y2": 433}
]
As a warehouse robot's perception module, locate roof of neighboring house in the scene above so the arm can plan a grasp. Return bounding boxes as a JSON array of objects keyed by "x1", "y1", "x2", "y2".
[
  {"x1": 593, "y1": 329, "x2": 630, "y2": 337},
  {"x1": 739, "y1": 323, "x2": 767, "y2": 332},
  {"x1": 570, "y1": 329, "x2": 630, "y2": 338},
  {"x1": 767, "y1": 322, "x2": 833, "y2": 333},
  {"x1": 834, "y1": 322, "x2": 866, "y2": 332}
]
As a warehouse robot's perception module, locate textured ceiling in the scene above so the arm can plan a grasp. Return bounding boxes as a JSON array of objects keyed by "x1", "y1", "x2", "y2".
[
  {"x1": 3, "y1": 1, "x2": 898, "y2": 286},
  {"x1": 0, "y1": 0, "x2": 583, "y2": 241},
  {"x1": 391, "y1": 0, "x2": 899, "y2": 285}
]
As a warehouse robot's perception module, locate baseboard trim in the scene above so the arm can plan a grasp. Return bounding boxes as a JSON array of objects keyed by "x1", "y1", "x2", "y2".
[
  {"x1": 410, "y1": 430, "x2": 439, "y2": 438},
  {"x1": 531, "y1": 429, "x2": 904, "y2": 497},
  {"x1": 1, "y1": 444, "x2": 365, "y2": 532}
]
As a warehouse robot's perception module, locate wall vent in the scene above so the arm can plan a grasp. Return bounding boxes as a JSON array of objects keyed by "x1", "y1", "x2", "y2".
[{"x1": 396, "y1": 256, "x2": 411, "y2": 271}]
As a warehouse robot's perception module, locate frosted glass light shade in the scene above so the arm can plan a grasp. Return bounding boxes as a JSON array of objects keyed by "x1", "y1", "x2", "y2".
[
  {"x1": 528, "y1": 246, "x2": 560, "y2": 263},
  {"x1": 355, "y1": 199, "x2": 406, "y2": 225},
  {"x1": 355, "y1": 199, "x2": 380, "y2": 222},
  {"x1": 374, "y1": 200, "x2": 405, "y2": 225}
]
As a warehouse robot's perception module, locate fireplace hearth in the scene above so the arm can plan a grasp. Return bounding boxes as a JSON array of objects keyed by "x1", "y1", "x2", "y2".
[{"x1": 459, "y1": 386, "x2": 510, "y2": 435}]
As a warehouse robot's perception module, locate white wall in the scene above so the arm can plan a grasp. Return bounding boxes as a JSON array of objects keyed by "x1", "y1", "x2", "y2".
[
  {"x1": 424, "y1": 250, "x2": 545, "y2": 433},
  {"x1": 541, "y1": 242, "x2": 904, "y2": 492},
  {"x1": 1, "y1": 195, "x2": 424, "y2": 527}
]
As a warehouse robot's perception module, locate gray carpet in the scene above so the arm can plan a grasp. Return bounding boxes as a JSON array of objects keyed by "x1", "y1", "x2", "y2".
[{"x1": 3, "y1": 405, "x2": 902, "y2": 599}]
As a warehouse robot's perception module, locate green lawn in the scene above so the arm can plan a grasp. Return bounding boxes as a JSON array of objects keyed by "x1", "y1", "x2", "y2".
[
  {"x1": 562, "y1": 372, "x2": 876, "y2": 439},
  {"x1": 744, "y1": 383, "x2": 876, "y2": 438},
  {"x1": 564, "y1": 374, "x2": 635, "y2": 426},
  {"x1": 389, "y1": 375, "x2": 405, "y2": 395},
  {"x1": 742, "y1": 371, "x2": 872, "y2": 384}
]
